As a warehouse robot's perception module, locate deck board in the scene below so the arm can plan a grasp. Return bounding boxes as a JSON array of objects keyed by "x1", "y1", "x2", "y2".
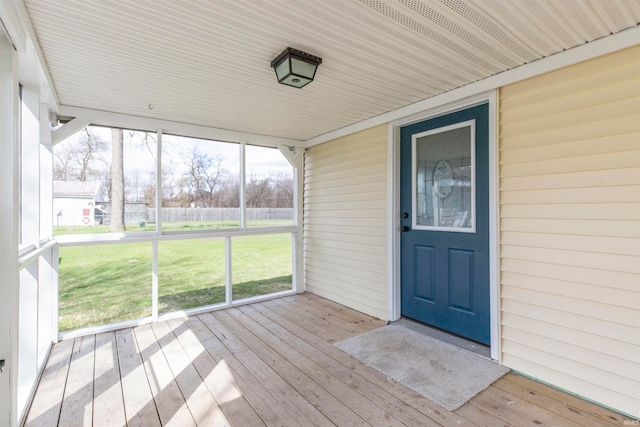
[
  {"x1": 181, "y1": 317, "x2": 302, "y2": 427},
  {"x1": 24, "y1": 339, "x2": 74, "y2": 426},
  {"x1": 237, "y1": 304, "x2": 437, "y2": 427},
  {"x1": 93, "y1": 332, "x2": 126, "y2": 427},
  {"x1": 58, "y1": 335, "x2": 95, "y2": 426},
  {"x1": 199, "y1": 311, "x2": 333, "y2": 426},
  {"x1": 134, "y1": 323, "x2": 196, "y2": 426},
  {"x1": 25, "y1": 293, "x2": 624, "y2": 426},
  {"x1": 226, "y1": 306, "x2": 406, "y2": 427},
  {"x1": 150, "y1": 321, "x2": 230, "y2": 426},
  {"x1": 115, "y1": 328, "x2": 161, "y2": 427},
  {"x1": 213, "y1": 309, "x2": 369, "y2": 426},
  {"x1": 479, "y1": 385, "x2": 582, "y2": 427}
]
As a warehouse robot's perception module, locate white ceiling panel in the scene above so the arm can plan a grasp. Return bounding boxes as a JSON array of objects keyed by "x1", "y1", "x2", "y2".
[{"x1": 23, "y1": 0, "x2": 640, "y2": 141}]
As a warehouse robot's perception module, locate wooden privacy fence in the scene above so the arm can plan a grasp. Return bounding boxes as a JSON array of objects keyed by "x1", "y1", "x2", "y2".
[{"x1": 146, "y1": 207, "x2": 293, "y2": 223}]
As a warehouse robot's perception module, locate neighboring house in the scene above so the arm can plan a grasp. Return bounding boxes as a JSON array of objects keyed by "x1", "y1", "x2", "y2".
[{"x1": 52, "y1": 181, "x2": 101, "y2": 227}]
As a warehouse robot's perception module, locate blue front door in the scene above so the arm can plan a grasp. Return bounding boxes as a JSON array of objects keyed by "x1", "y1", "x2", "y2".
[{"x1": 400, "y1": 104, "x2": 490, "y2": 345}]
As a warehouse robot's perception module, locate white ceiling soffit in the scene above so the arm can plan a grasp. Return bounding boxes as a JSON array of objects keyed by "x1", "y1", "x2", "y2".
[{"x1": 24, "y1": 0, "x2": 640, "y2": 142}]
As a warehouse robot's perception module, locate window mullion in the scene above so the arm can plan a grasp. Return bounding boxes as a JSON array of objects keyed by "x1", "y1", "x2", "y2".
[
  {"x1": 152, "y1": 129, "x2": 162, "y2": 320},
  {"x1": 156, "y1": 129, "x2": 163, "y2": 234},
  {"x1": 225, "y1": 236, "x2": 232, "y2": 304},
  {"x1": 152, "y1": 240, "x2": 158, "y2": 321},
  {"x1": 240, "y1": 141, "x2": 246, "y2": 230}
]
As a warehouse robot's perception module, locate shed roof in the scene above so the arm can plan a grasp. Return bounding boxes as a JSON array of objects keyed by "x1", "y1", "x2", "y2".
[{"x1": 53, "y1": 181, "x2": 101, "y2": 198}]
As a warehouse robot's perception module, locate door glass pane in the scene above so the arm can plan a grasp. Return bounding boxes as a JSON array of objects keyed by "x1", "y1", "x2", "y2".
[{"x1": 414, "y1": 123, "x2": 474, "y2": 231}]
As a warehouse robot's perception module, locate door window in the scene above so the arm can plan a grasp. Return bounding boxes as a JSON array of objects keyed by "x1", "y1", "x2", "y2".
[{"x1": 412, "y1": 120, "x2": 475, "y2": 232}]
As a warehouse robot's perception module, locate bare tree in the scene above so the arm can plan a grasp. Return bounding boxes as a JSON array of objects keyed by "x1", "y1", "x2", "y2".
[
  {"x1": 53, "y1": 128, "x2": 106, "y2": 181},
  {"x1": 246, "y1": 172, "x2": 274, "y2": 208},
  {"x1": 178, "y1": 147, "x2": 227, "y2": 207},
  {"x1": 110, "y1": 128, "x2": 125, "y2": 232},
  {"x1": 216, "y1": 175, "x2": 240, "y2": 208},
  {"x1": 203, "y1": 153, "x2": 226, "y2": 204},
  {"x1": 161, "y1": 164, "x2": 178, "y2": 205}
]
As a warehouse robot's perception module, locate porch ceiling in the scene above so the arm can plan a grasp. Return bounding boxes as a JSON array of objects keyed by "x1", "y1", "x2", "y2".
[{"x1": 24, "y1": 0, "x2": 640, "y2": 142}]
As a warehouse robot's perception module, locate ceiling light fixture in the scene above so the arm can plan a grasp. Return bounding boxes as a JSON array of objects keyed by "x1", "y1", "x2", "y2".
[{"x1": 271, "y1": 47, "x2": 322, "y2": 89}]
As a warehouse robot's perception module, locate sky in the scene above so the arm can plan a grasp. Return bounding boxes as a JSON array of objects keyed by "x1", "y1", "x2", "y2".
[{"x1": 59, "y1": 125, "x2": 293, "y2": 182}]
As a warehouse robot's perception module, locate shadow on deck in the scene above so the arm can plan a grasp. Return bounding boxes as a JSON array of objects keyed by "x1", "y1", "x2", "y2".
[{"x1": 25, "y1": 293, "x2": 626, "y2": 426}]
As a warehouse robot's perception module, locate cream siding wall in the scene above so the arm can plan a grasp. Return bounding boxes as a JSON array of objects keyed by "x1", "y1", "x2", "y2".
[
  {"x1": 304, "y1": 125, "x2": 388, "y2": 321},
  {"x1": 499, "y1": 46, "x2": 640, "y2": 418}
]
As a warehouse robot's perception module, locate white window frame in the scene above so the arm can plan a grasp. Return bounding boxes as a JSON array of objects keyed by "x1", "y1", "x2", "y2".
[
  {"x1": 52, "y1": 124, "x2": 303, "y2": 340},
  {"x1": 0, "y1": 27, "x2": 20, "y2": 427},
  {"x1": 19, "y1": 85, "x2": 42, "y2": 254}
]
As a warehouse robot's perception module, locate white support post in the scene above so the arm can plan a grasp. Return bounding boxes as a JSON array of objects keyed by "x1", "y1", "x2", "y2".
[
  {"x1": 152, "y1": 241, "x2": 158, "y2": 321},
  {"x1": 20, "y1": 85, "x2": 40, "y2": 250},
  {"x1": 50, "y1": 117, "x2": 90, "y2": 146},
  {"x1": 152, "y1": 129, "x2": 162, "y2": 321},
  {"x1": 293, "y1": 147, "x2": 305, "y2": 293},
  {"x1": 39, "y1": 104, "x2": 53, "y2": 242},
  {"x1": 51, "y1": 245, "x2": 59, "y2": 343},
  {"x1": 0, "y1": 31, "x2": 19, "y2": 427},
  {"x1": 278, "y1": 144, "x2": 304, "y2": 293},
  {"x1": 225, "y1": 236, "x2": 232, "y2": 304},
  {"x1": 156, "y1": 130, "x2": 163, "y2": 233},
  {"x1": 239, "y1": 142, "x2": 246, "y2": 230}
]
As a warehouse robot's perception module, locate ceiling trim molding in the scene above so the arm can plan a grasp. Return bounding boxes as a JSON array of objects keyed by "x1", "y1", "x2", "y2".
[
  {"x1": 303, "y1": 25, "x2": 640, "y2": 148},
  {"x1": 58, "y1": 105, "x2": 305, "y2": 147},
  {"x1": 0, "y1": 0, "x2": 26, "y2": 51},
  {"x1": 1, "y1": 0, "x2": 60, "y2": 110}
]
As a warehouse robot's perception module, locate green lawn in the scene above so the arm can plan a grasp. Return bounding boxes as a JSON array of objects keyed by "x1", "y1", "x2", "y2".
[{"x1": 58, "y1": 233, "x2": 292, "y2": 331}]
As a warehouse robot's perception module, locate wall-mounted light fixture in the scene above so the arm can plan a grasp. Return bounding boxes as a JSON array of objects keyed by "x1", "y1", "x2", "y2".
[{"x1": 271, "y1": 47, "x2": 322, "y2": 88}]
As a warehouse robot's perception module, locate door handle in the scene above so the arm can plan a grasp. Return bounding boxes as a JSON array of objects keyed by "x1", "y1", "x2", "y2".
[{"x1": 401, "y1": 226, "x2": 410, "y2": 232}]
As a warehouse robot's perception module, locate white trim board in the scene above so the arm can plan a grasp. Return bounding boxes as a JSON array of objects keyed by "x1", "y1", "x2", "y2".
[
  {"x1": 0, "y1": 0, "x2": 59, "y2": 110},
  {"x1": 387, "y1": 91, "x2": 500, "y2": 361},
  {"x1": 0, "y1": 30, "x2": 19, "y2": 427},
  {"x1": 306, "y1": 25, "x2": 640, "y2": 148},
  {"x1": 58, "y1": 105, "x2": 304, "y2": 148},
  {"x1": 58, "y1": 290, "x2": 297, "y2": 341}
]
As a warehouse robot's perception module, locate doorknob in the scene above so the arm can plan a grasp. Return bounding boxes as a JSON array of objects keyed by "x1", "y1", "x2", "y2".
[{"x1": 401, "y1": 226, "x2": 410, "y2": 232}]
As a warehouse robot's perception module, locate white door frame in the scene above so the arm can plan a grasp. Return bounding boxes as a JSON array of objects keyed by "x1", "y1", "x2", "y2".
[{"x1": 387, "y1": 90, "x2": 500, "y2": 361}]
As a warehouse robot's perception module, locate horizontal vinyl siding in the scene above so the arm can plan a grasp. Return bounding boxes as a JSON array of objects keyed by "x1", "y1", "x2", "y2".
[
  {"x1": 499, "y1": 45, "x2": 640, "y2": 418},
  {"x1": 304, "y1": 125, "x2": 388, "y2": 320}
]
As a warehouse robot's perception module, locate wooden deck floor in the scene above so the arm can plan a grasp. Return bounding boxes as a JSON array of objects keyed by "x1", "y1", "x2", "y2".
[{"x1": 25, "y1": 293, "x2": 625, "y2": 426}]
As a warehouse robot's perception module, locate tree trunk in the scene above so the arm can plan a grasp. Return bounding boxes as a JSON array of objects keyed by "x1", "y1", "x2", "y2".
[{"x1": 109, "y1": 128, "x2": 125, "y2": 232}]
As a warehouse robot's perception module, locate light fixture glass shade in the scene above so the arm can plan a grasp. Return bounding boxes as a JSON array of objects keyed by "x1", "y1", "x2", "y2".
[
  {"x1": 275, "y1": 61, "x2": 290, "y2": 81},
  {"x1": 291, "y1": 58, "x2": 316, "y2": 79},
  {"x1": 271, "y1": 47, "x2": 322, "y2": 88}
]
